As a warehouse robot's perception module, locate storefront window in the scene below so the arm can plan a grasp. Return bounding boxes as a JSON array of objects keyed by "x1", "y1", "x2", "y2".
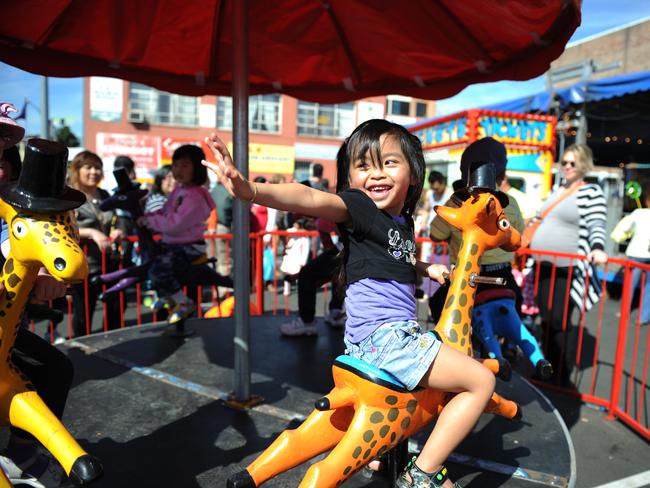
[
  {"x1": 297, "y1": 102, "x2": 355, "y2": 138},
  {"x1": 128, "y1": 83, "x2": 198, "y2": 127},
  {"x1": 216, "y1": 95, "x2": 281, "y2": 133}
]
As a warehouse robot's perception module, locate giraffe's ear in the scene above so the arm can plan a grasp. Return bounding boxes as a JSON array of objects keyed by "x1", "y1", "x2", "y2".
[{"x1": 485, "y1": 196, "x2": 496, "y2": 216}]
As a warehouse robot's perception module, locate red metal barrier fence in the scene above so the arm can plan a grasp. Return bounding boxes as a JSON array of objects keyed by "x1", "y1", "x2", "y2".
[{"x1": 40, "y1": 233, "x2": 648, "y2": 440}]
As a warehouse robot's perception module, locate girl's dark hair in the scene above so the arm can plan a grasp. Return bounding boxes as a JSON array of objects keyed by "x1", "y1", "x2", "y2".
[
  {"x1": 334, "y1": 119, "x2": 425, "y2": 289},
  {"x1": 335, "y1": 118, "x2": 425, "y2": 218},
  {"x1": 151, "y1": 164, "x2": 172, "y2": 195},
  {"x1": 172, "y1": 144, "x2": 208, "y2": 186},
  {"x1": 1, "y1": 145, "x2": 21, "y2": 181}
]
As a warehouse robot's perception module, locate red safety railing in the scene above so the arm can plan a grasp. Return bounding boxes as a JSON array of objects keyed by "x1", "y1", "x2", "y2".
[{"x1": 39, "y1": 233, "x2": 647, "y2": 440}]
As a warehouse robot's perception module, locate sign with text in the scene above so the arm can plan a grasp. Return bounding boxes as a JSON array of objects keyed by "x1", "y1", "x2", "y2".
[
  {"x1": 411, "y1": 115, "x2": 469, "y2": 149},
  {"x1": 89, "y1": 77, "x2": 123, "y2": 122},
  {"x1": 477, "y1": 115, "x2": 554, "y2": 147},
  {"x1": 96, "y1": 133, "x2": 160, "y2": 173}
]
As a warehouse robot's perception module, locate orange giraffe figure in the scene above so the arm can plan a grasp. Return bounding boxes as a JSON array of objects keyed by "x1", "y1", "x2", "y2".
[
  {"x1": 0, "y1": 140, "x2": 103, "y2": 486},
  {"x1": 228, "y1": 189, "x2": 520, "y2": 488}
]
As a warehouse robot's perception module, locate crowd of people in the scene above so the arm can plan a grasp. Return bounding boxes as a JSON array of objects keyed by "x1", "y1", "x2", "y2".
[{"x1": 0, "y1": 97, "x2": 648, "y2": 487}]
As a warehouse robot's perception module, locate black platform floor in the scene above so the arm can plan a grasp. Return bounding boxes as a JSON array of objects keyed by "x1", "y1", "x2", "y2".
[{"x1": 56, "y1": 315, "x2": 577, "y2": 488}]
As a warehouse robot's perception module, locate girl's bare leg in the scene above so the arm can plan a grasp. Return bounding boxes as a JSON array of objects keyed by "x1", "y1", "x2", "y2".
[{"x1": 407, "y1": 344, "x2": 495, "y2": 486}]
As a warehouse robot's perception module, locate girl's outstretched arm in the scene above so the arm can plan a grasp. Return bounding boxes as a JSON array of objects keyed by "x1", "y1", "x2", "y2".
[{"x1": 204, "y1": 133, "x2": 350, "y2": 223}]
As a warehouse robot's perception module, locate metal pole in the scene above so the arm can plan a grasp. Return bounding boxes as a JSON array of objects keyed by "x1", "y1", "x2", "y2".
[
  {"x1": 40, "y1": 76, "x2": 49, "y2": 139},
  {"x1": 232, "y1": 0, "x2": 251, "y2": 401}
]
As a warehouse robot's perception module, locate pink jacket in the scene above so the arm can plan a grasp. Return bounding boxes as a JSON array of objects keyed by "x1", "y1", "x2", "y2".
[{"x1": 145, "y1": 185, "x2": 215, "y2": 244}]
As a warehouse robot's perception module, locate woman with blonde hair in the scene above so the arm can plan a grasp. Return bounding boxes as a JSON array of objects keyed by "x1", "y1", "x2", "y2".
[
  {"x1": 529, "y1": 143, "x2": 608, "y2": 385},
  {"x1": 68, "y1": 151, "x2": 123, "y2": 337}
]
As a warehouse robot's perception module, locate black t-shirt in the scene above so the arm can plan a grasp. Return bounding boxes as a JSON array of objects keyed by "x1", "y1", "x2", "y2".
[{"x1": 337, "y1": 189, "x2": 417, "y2": 285}]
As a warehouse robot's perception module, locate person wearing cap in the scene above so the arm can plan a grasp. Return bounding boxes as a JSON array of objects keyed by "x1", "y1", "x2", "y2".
[
  {"x1": 0, "y1": 104, "x2": 86, "y2": 486},
  {"x1": 428, "y1": 138, "x2": 553, "y2": 379}
]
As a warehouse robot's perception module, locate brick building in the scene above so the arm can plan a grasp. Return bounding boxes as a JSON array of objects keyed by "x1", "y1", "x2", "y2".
[{"x1": 82, "y1": 78, "x2": 435, "y2": 188}]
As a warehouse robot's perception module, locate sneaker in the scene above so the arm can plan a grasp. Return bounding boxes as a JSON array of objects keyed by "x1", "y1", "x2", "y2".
[
  {"x1": 280, "y1": 317, "x2": 318, "y2": 336},
  {"x1": 168, "y1": 300, "x2": 196, "y2": 324},
  {"x1": 395, "y1": 457, "x2": 461, "y2": 488},
  {"x1": 4, "y1": 448, "x2": 71, "y2": 488},
  {"x1": 150, "y1": 296, "x2": 172, "y2": 312},
  {"x1": 324, "y1": 309, "x2": 346, "y2": 328},
  {"x1": 535, "y1": 359, "x2": 553, "y2": 381}
]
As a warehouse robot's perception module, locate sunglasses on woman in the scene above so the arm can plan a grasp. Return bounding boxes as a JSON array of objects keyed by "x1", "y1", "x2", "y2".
[{"x1": 561, "y1": 159, "x2": 576, "y2": 168}]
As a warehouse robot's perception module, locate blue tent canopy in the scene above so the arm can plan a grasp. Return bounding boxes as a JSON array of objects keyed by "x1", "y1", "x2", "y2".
[{"x1": 484, "y1": 70, "x2": 650, "y2": 112}]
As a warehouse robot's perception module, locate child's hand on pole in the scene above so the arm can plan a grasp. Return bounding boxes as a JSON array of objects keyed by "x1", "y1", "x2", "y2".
[{"x1": 203, "y1": 132, "x2": 256, "y2": 202}]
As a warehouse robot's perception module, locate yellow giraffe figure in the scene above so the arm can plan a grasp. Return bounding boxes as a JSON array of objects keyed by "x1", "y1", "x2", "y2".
[
  {"x1": 0, "y1": 139, "x2": 102, "y2": 485},
  {"x1": 227, "y1": 188, "x2": 520, "y2": 488}
]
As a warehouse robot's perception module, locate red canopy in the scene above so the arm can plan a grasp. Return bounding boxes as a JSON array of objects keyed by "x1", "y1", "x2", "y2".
[{"x1": 0, "y1": 0, "x2": 580, "y2": 102}]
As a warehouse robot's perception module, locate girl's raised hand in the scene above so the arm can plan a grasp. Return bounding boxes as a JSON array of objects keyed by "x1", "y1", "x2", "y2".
[{"x1": 203, "y1": 132, "x2": 255, "y2": 201}]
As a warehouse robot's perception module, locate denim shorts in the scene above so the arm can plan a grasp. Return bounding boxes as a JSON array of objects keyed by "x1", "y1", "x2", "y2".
[{"x1": 344, "y1": 320, "x2": 442, "y2": 391}]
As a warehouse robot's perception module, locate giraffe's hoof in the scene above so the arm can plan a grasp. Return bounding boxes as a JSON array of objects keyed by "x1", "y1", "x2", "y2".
[
  {"x1": 69, "y1": 454, "x2": 103, "y2": 485},
  {"x1": 314, "y1": 397, "x2": 330, "y2": 410},
  {"x1": 227, "y1": 469, "x2": 256, "y2": 488},
  {"x1": 497, "y1": 358, "x2": 512, "y2": 381}
]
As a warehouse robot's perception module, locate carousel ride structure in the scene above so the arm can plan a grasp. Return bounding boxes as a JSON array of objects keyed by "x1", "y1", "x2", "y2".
[{"x1": 228, "y1": 182, "x2": 521, "y2": 488}]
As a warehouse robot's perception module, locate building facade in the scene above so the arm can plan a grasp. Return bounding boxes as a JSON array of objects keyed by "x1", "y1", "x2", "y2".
[{"x1": 83, "y1": 77, "x2": 435, "y2": 188}]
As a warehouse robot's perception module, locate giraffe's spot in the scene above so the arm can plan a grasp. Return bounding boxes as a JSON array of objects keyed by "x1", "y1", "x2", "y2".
[
  {"x1": 45, "y1": 231, "x2": 53, "y2": 237},
  {"x1": 356, "y1": 461, "x2": 361, "y2": 467},
  {"x1": 465, "y1": 261, "x2": 472, "y2": 271},
  {"x1": 451, "y1": 309, "x2": 461, "y2": 324},
  {"x1": 470, "y1": 243, "x2": 479, "y2": 255},
  {"x1": 4, "y1": 258, "x2": 13, "y2": 274},
  {"x1": 53, "y1": 228, "x2": 61, "y2": 234},
  {"x1": 43, "y1": 223, "x2": 49, "y2": 229},
  {"x1": 387, "y1": 408, "x2": 399, "y2": 422},
  {"x1": 6, "y1": 291, "x2": 15, "y2": 300},
  {"x1": 467, "y1": 347, "x2": 472, "y2": 355},
  {"x1": 406, "y1": 400, "x2": 418, "y2": 414},
  {"x1": 363, "y1": 430, "x2": 374, "y2": 443},
  {"x1": 51, "y1": 237, "x2": 60, "y2": 243},
  {"x1": 401, "y1": 417, "x2": 411, "y2": 430},
  {"x1": 460, "y1": 338, "x2": 465, "y2": 346},
  {"x1": 460, "y1": 279, "x2": 467, "y2": 289},
  {"x1": 6, "y1": 303, "x2": 11, "y2": 309},
  {"x1": 444, "y1": 295, "x2": 455, "y2": 309},
  {"x1": 343, "y1": 466, "x2": 351, "y2": 475},
  {"x1": 0, "y1": 311, "x2": 5, "y2": 317},
  {"x1": 370, "y1": 440, "x2": 377, "y2": 448},
  {"x1": 390, "y1": 432, "x2": 397, "y2": 443},
  {"x1": 385, "y1": 395, "x2": 398, "y2": 405},
  {"x1": 377, "y1": 445, "x2": 388, "y2": 457},
  {"x1": 462, "y1": 323, "x2": 469, "y2": 335},
  {"x1": 7, "y1": 274, "x2": 21, "y2": 288},
  {"x1": 459, "y1": 294, "x2": 467, "y2": 307},
  {"x1": 448, "y1": 328, "x2": 458, "y2": 343},
  {"x1": 363, "y1": 449, "x2": 371, "y2": 459},
  {"x1": 369, "y1": 411, "x2": 384, "y2": 423},
  {"x1": 352, "y1": 447, "x2": 362, "y2": 458},
  {"x1": 379, "y1": 425, "x2": 390, "y2": 438}
]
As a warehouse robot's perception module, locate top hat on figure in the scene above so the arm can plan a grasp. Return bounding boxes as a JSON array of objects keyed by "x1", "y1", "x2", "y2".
[
  {"x1": 456, "y1": 137, "x2": 509, "y2": 207},
  {"x1": 0, "y1": 138, "x2": 86, "y2": 212}
]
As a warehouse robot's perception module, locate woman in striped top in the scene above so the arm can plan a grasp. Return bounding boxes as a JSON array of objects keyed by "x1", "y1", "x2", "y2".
[{"x1": 529, "y1": 144, "x2": 608, "y2": 386}]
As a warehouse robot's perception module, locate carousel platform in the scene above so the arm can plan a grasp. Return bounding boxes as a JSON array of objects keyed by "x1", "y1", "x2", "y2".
[{"x1": 58, "y1": 315, "x2": 575, "y2": 487}]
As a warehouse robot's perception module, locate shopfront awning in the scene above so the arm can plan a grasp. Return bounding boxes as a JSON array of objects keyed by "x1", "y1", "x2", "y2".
[{"x1": 484, "y1": 70, "x2": 650, "y2": 112}]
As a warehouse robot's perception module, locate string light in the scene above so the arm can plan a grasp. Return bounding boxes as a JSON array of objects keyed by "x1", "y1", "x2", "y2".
[
  {"x1": 605, "y1": 136, "x2": 611, "y2": 142},
  {"x1": 625, "y1": 137, "x2": 631, "y2": 143}
]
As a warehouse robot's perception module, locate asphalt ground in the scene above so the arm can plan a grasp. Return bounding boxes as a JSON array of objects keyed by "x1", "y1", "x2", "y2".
[{"x1": 17, "y1": 287, "x2": 650, "y2": 487}]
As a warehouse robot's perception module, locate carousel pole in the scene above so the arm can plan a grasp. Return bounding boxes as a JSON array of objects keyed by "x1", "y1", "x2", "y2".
[{"x1": 232, "y1": 0, "x2": 251, "y2": 402}]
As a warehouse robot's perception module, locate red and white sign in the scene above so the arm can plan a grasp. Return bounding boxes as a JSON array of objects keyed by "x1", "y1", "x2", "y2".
[
  {"x1": 160, "y1": 137, "x2": 204, "y2": 164},
  {"x1": 96, "y1": 132, "x2": 160, "y2": 170}
]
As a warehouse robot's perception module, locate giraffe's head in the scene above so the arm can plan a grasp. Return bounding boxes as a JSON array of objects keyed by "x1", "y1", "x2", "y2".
[
  {"x1": 434, "y1": 190, "x2": 520, "y2": 252},
  {"x1": 6, "y1": 207, "x2": 88, "y2": 283}
]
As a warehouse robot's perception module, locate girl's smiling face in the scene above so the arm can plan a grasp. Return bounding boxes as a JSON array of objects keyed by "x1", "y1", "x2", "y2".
[
  {"x1": 78, "y1": 162, "x2": 103, "y2": 188},
  {"x1": 172, "y1": 157, "x2": 195, "y2": 186},
  {"x1": 348, "y1": 133, "x2": 414, "y2": 216}
]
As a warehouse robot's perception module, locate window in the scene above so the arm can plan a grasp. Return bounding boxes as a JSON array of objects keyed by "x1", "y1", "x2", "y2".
[
  {"x1": 297, "y1": 102, "x2": 355, "y2": 138},
  {"x1": 388, "y1": 100, "x2": 410, "y2": 116},
  {"x1": 216, "y1": 95, "x2": 281, "y2": 133},
  {"x1": 128, "y1": 83, "x2": 198, "y2": 127},
  {"x1": 416, "y1": 102, "x2": 428, "y2": 118},
  {"x1": 293, "y1": 160, "x2": 311, "y2": 182}
]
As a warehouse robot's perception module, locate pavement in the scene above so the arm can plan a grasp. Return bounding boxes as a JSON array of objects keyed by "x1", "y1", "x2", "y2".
[{"x1": 17, "y1": 287, "x2": 650, "y2": 487}]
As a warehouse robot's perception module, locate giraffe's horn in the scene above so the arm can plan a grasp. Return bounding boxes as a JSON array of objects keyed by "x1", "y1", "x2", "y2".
[{"x1": 315, "y1": 387, "x2": 355, "y2": 411}]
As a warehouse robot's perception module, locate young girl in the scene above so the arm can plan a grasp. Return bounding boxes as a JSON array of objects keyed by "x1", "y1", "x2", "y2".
[
  {"x1": 140, "y1": 144, "x2": 215, "y2": 324},
  {"x1": 203, "y1": 119, "x2": 494, "y2": 488},
  {"x1": 279, "y1": 217, "x2": 312, "y2": 296}
]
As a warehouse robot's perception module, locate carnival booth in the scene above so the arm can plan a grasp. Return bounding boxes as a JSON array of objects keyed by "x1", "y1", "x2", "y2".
[{"x1": 409, "y1": 109, "x2": 556, "y2": 205}]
